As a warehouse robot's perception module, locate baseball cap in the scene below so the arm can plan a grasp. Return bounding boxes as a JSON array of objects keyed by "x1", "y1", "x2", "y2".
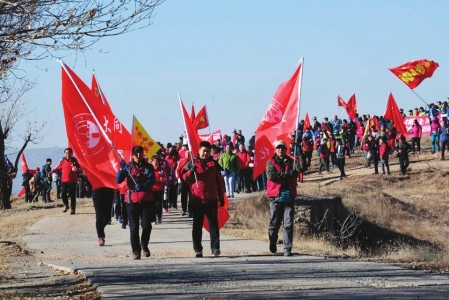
[{"x1": 274, "y1": 140, "x2": 287, "y2": 148}]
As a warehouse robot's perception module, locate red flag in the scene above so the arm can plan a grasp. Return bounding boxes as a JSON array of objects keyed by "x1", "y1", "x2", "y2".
[
  {"x1": 20, "y1": 152, "x2": 30, "y2": 173},
  {"x1": 190, "y1": 101, "x2": 196, "y2": 124},
  {"x1": 384, "y1": 92, "x2": 408, "y2": 138},
  {"x1": 193, "y1": 105, "x2": 209, "y2": 130},
  {"x1": 179, "y1": 95, "x2": 201, "y2": 156},
  {"x1": 303, "y1": 112, "x2": 311, "y2": 130},
  {"x1": 203, "y1": 194, "x2": 230, "y2": 231},
  {"x1": 61, "y1": 61, "x2": 120, "y2": 189},
  {"x1": 389, "y1": 59, "x2": 439, "y2": 89},
  {"x1": 91, "y1": 73, "x2": 132, "y2": 161},
  {"x1": 345, "y1": 93, "x2": 357, "y2": 119},
  {"x1": 254, "y1": 59, "x2": 303, "y2": 179},
  {"x1": 337, "y1": 95, "x2": 347, "y2": 108}
]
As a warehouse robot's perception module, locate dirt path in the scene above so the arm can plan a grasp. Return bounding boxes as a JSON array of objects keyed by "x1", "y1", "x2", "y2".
[{"x1": 19, "y1": 202, "x2": 449, "y2": 299}]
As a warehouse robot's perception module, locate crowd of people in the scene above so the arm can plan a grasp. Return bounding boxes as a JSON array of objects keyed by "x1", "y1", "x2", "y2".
[{"x1": 16, "y1": 98, "x2": 449, "y2": 259}]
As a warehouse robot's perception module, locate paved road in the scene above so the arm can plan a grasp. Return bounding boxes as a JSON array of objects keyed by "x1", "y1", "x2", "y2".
[{"x1": 23, "y1": 202, "x2": 449, "y2": 299}]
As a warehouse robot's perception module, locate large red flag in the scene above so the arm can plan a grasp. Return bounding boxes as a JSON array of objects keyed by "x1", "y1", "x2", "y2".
[
  {"x1": 337, "y1": 95, "x2": 347, "y2": 108},
  {"x1": 303, "y1": 112, "x2": 311, "y2": 130},
  {"x1": 384, "y1": 92, "x2": 408, "y2": 138},
  {"x1": 193, "y1": 105, "x2": 209, "y2": 130},
  {"x1": 345, "y1": 93, "x2": 357, "y2": 119},
  {"x1": 254, "y1": 58, "x2": 303, "y2": 179},
  {"x1": 179, "y1": 95, "x2": 201, "y2": 156},
  {"x1": 91, "y1": 73, "x2": 132, "y2": 161},
  {"x1": 389, "y1": 59, "x2": 439, "y2": 89},
  {"x1": 61, "y1": 61, "x2": 120, "y2": 189}
]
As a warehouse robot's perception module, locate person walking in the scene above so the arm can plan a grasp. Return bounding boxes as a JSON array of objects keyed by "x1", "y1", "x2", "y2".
[
  {"x1": 441, "y1": 119, "x2": 449, "y2": 160},
  {"x1": 41, "y1": 158, "x2": 52, "y2": 203},
  {"x1": 335, "y1": 139, "x2": 346, "y2": 180},
  {"x1": 409, "y1": 119, "x2": 422, "y2": 154},
  {"x1": 430, "y1": 117, "x2": 441, "y2": 154},
  {"x1": 318, "y1": 138, "x2": 331, "y2": 174},
  {"x1": 218, "y1": 144, "x2": 239, "y2": 198},
  {"x1": 397, "y1": 136, "x2": 411, "y2": 175},
  {"x1": 50, "y1": 148, "x2": 83, "y2": 214},
  {"x1": 368, "y1": 135, "x2": 380, "y2": 174},
  {"x1": 266, "y1": 140, "x2": 300, "y2": 257},
  {"x1": 379, "y1": 137, "x2": 391, "y2": 175},
  {"x1": 181, "y1": 141, "x2": 225, "y2": 258},
  {"x1": 235, "y1": 144, "x2": 251, "y2": 193},
  {"x1": 150, "y1": 154, "x2": 167, "y2": 225},
  {"x1": 92, "y1": 187, "x2": 115, "y2": 246},
  {"x1": 116, "y1": 145, "x2": 156, "y2": 260}
]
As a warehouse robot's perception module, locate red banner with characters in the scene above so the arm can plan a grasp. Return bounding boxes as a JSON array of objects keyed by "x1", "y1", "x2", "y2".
[{"x1": 403, "y1": 115, "x2": 442, "y2": 134}]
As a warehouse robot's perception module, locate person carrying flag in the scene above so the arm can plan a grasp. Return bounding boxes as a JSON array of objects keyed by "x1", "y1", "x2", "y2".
[
  {"x1": 181, "y1": 141, "x2": 225, "y2": 258},
  {"x1": 116, "y1": 145, "x2": 155, "y2": 260}
]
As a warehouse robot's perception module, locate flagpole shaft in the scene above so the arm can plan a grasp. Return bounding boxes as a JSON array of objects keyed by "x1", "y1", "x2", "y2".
[
  {"x1": 411, "y1": 89, "x2": 429, "y2": 106},
  {"x1": 294, "y1": 57, "x2": 304, "y2": 171}
]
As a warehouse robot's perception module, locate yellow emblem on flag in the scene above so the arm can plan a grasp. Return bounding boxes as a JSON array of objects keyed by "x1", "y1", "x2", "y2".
[{"x1": 131, "y1": 115, "x2": 161, "y2": 158}]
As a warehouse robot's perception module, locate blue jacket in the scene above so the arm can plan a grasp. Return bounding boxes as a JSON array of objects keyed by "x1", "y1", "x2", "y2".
[{"x1": 441, "y1": 124, "x2": 449, "y2": 142}]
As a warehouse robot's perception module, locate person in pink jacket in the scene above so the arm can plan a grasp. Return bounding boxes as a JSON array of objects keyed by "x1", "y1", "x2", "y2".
[
  {"x1": 235, "y1": 144, "x2": 252, "y2": 193},
  {"x1": 409, "y1": 119, "x2": 422, "y2": 154}
]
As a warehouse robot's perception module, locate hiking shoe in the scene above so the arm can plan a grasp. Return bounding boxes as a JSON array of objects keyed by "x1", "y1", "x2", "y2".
[
  {"x1": 70, "y1": 210, "x2": 75, "y2": 215},
  {"x1": 284, "y1": 251, "x2": 293, "y2": 257},
  {"x1": 181, "y1": 211, "x2": 187, "y2": 216},
  {"x1": 212, "y1": 250, "x2": 221, "y2": 257},
  {"x1": 98, "y1": 238, "x2": 105, "y2": 246},
  {"x1": 162, "y1": 208, "x2": 168, "y2": 213},
  {"x1": 157, "y1": 219, "x2": 162, "y2": 224},
  {"x1": 195, "y1": 252, "x2": 203, "y2": 258},
  {"x1": 118, "y1": 216, "x2": 122, "y2": 224},
  {"x1": 141, "y1": 245, "x2": 150, "y2": 257},
  {"x1": 269, "y1": 240, "x2": 277, "y2": 253},
  {"x1": 121, "y1": 223, "x2": 126, "y2": 229},
  {"x1": 133, "y1": 254, "x2": 141, "y2": 260},
  {"x1": 63, "y1": 205, "x2": 69, "y2": 212}
]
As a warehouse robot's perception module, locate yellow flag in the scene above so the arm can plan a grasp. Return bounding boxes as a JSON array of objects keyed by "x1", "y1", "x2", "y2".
[{"x1": 131, "y1": 115, "x2": 161, "y2": 158}]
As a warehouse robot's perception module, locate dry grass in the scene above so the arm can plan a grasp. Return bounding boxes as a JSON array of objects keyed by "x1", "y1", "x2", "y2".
[{"x1": 223, "y1": 135, "x2": 449, "y2": 272}]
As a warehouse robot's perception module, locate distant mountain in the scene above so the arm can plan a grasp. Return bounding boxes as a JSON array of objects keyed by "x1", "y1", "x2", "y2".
[{"x1": 11, "y1": 147, "x2": 66, "y2": 195}]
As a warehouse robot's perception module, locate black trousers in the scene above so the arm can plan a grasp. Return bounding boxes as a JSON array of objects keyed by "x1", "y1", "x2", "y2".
[
  {"x1": 336, "y1": 157, "x2": 346, "y2": 178},
  {"x1": 127, "y1": 201, "x2": 154, "y2": 255},
  {"x1": 56, "y1": 180, "x2": 62, "y2": 199},
  {"x1": 180, "y1": 182, "x2": 190, "y2": 213},
  {"x1": 61, "y1": 182, "x2": 77, "y2": 209},
  {"x1": 399, "y1": 156, "x2": 409, "y2": 174},
  {"x1": 442, "y1": 140, "x2": 449, "y2": 159},
  {"x1": 92, "y1": 188, "x2": 114, "y2": 239},
  {"x1": 168, "y1": 183, "x2": 178, "y2": 208},
  {"x1": 372, "y1": 154, "x2": 379, "y2": 174},
  {"x1": 303, "y1": 151, "x2": 312, "y2": 168},
  {"x1": 238, "y1": 168, "x2": 251, "y2": 192},
  {"x1": 113, "y1": 190, "x2": 122, "y2": 219},
  {"x1": 411, "y1": 137, "x2": 421, "y2": 152},
  {"x1": 153, "y1": 191, "x2": 163, "y2": 221},
  {"x1": 43, "y1": 181, "x2": 52, "y2": 202},
  {"x1": 190, "y1": 201, "x2": 220, "y2": 253}
]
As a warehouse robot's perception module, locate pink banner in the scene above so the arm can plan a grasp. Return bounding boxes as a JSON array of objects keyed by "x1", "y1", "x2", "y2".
[{"x1": 403, "y1": 115, "x2": 442, "y2": 134}]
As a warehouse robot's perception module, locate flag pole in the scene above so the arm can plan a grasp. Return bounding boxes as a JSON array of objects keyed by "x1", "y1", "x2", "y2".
[
  {"x1": 59, "y1": 60, "x2": 137, "y2": 186},
  {"x1": 410, "y1": 89, "x2": 429, "y2": 106},
  {"x1": 179, "y1": 93, "x2": 199, "y2": 187},
  {"x1": 294, "y1": 57, "x2": 304, "y2": 170}
]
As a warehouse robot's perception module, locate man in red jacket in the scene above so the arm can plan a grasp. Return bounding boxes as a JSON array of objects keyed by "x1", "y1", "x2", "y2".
[
  {"x1": 236, "y1": 144, "x2": 251, "y2": 193},
  {"x1": 116, "y1": 145, "x2": 155, "y2": 260},
  {"x1": 266, "y1": 140, "x2": 300, "y2": 257},
  {"x1": 50, "y1": 148, "x2": 83, "y2": 214},
  {"x1": 181, "y1": 141, "x2": 225, "y2": 258}
]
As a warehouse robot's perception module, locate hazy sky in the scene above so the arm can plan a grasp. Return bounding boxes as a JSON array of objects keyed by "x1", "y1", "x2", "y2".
[{"x1": 10, "y1": 0, "x2": 449, "y2": 154}]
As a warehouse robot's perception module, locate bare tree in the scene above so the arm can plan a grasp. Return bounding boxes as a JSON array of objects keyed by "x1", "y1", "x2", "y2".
[
  {"x1": 0, "y1": 78, "x2": 48, "y2": 209},
  {"x1": 0, "y1": 0, "x2": 164, "y2": 77}
]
